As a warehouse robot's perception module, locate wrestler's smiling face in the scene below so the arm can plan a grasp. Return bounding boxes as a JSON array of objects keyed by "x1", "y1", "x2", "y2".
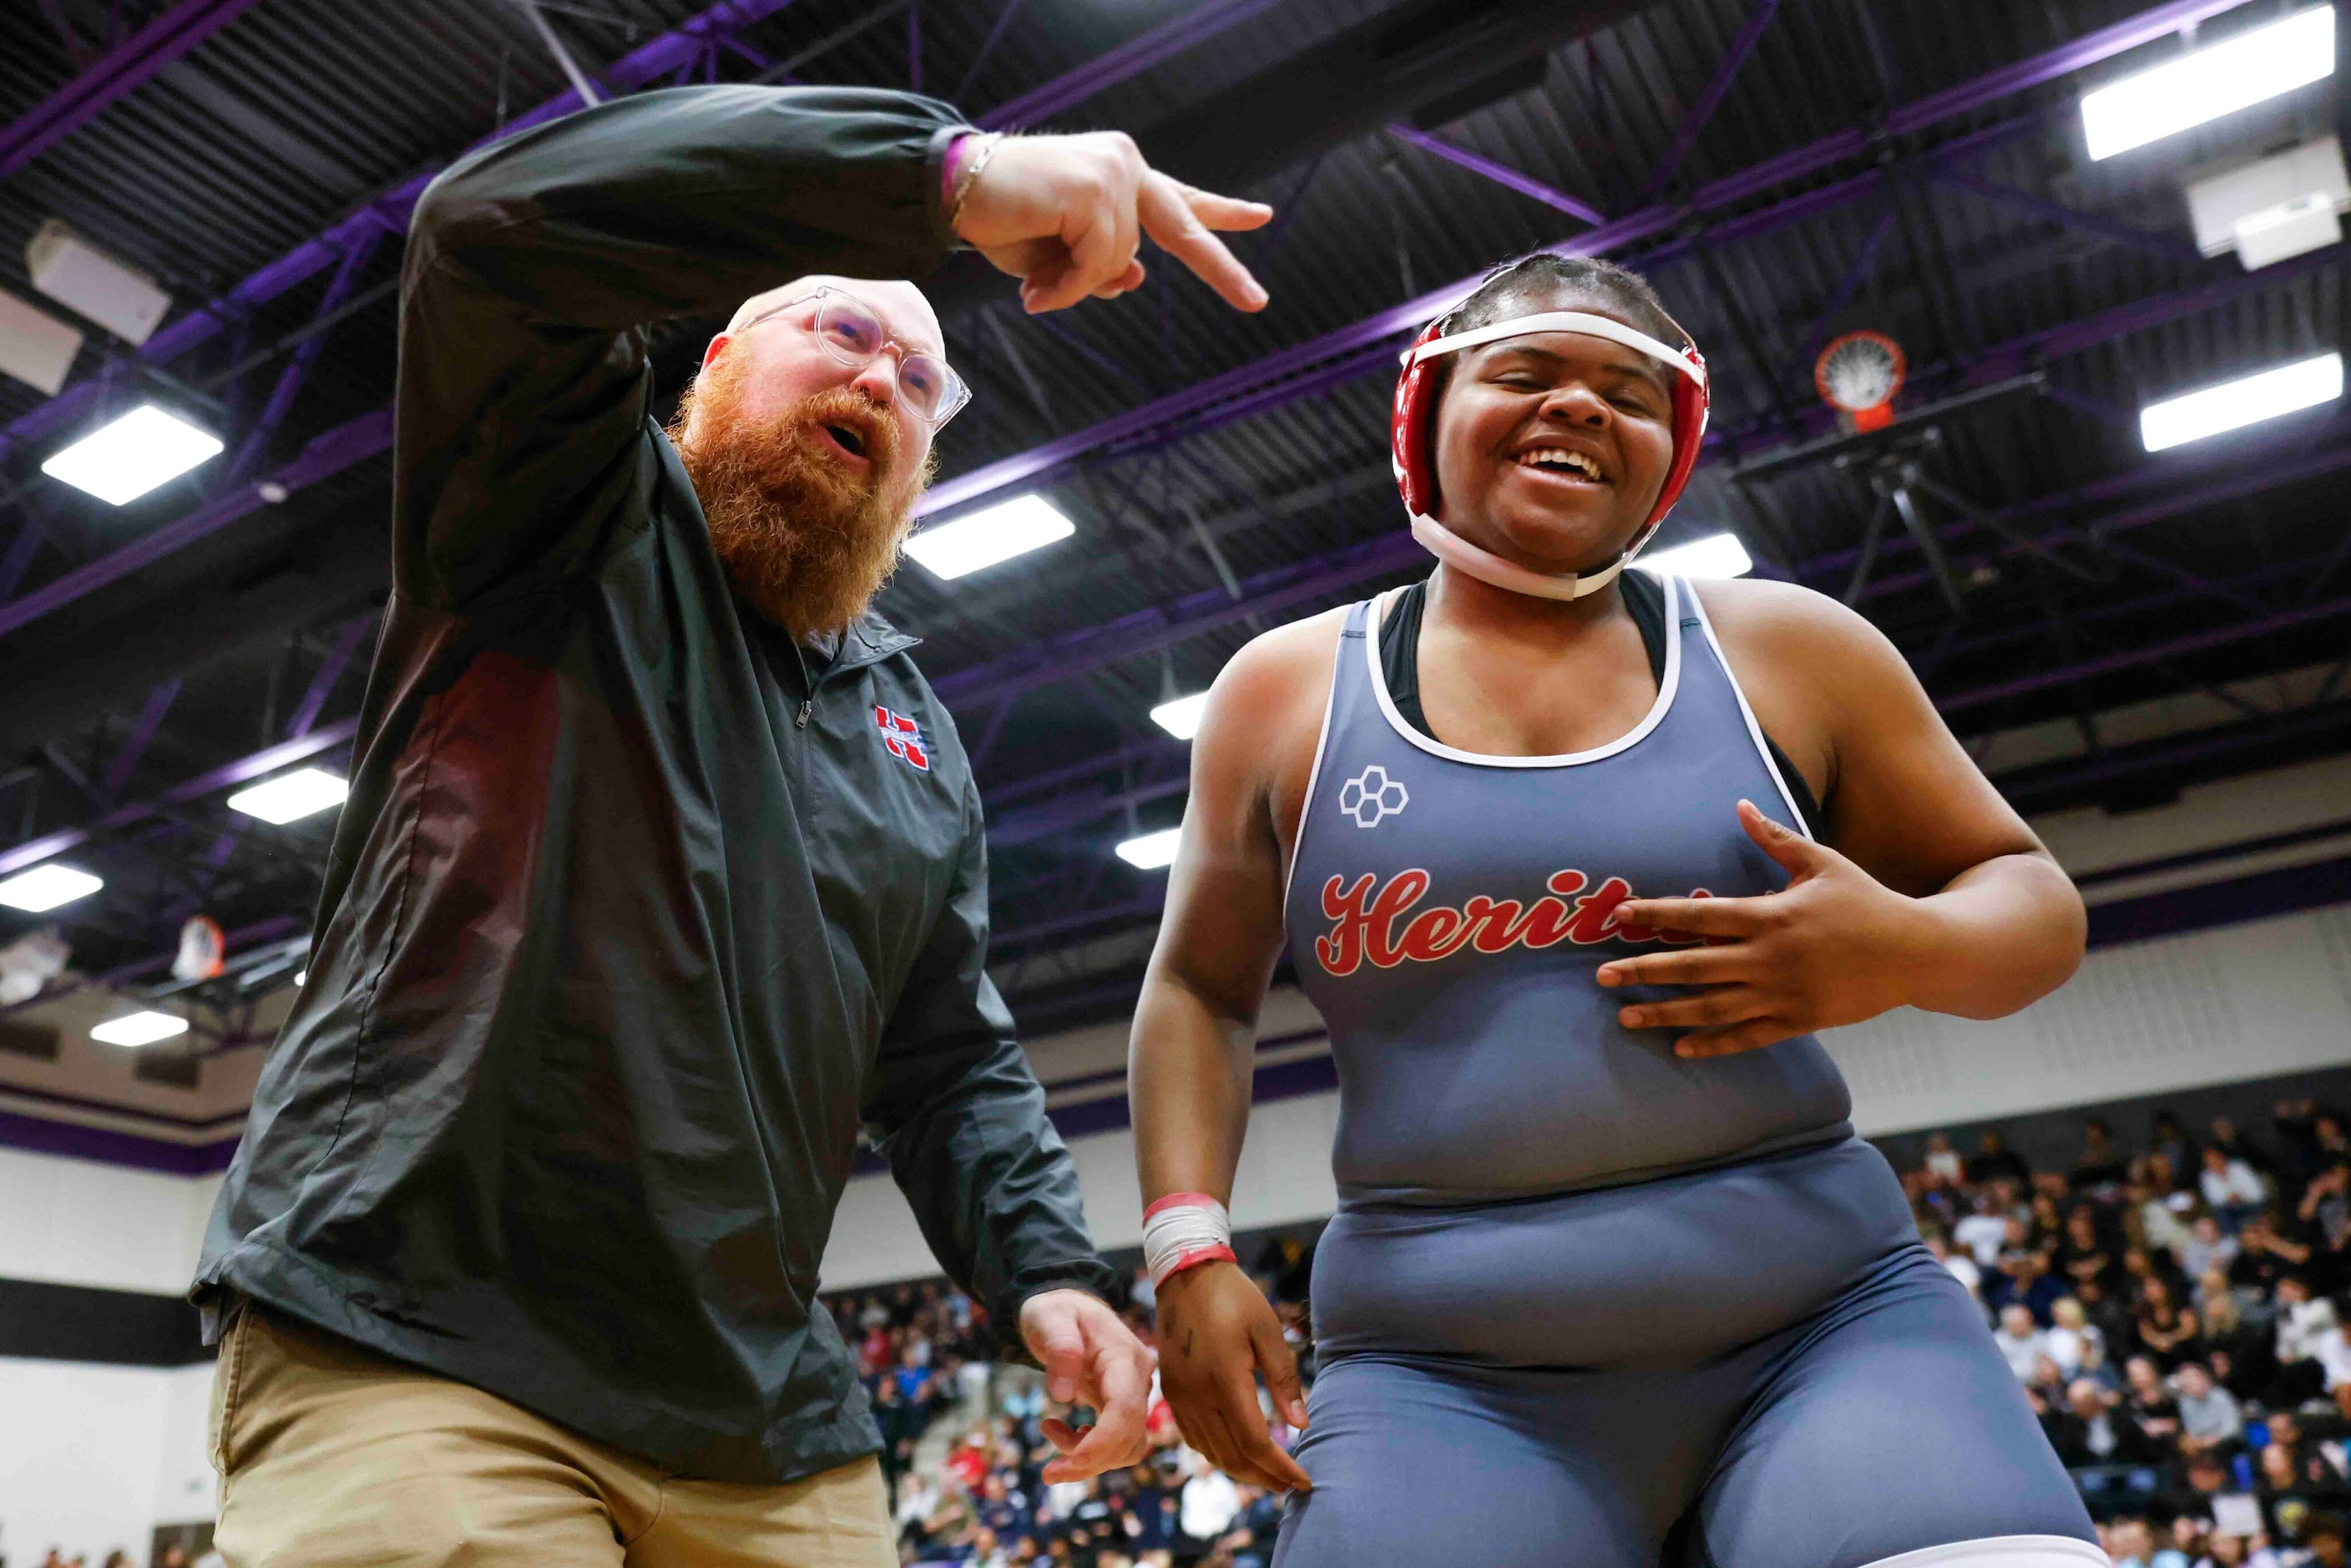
[{"x1": 1428, "y1": 286, "x2": 1678, "y2": 579}]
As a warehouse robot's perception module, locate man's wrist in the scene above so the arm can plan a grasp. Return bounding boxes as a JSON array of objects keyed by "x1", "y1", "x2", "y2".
[
  {"x1": 925, "y1": 119, "x2": 978, "y2": 250},
  {"x1": 941, "y1": 130, "x2": 1004, "y2": 231},
  {"x1": 941, "y1": 130, "x2": 976, "y2": 209}
]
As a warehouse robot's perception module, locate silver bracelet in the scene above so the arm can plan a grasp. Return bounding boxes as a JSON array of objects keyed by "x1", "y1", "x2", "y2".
[{"x1": 948, "y1": 132, "x2": 1004, "y2": 226}]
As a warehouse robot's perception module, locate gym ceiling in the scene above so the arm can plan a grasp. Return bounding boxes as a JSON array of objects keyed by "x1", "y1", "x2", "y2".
[{"x1": 0, "y1": 0, "x2": 2342, "y2": 1041}]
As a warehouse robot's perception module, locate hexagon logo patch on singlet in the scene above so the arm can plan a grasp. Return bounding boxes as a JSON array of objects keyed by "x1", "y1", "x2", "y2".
[{"x1": 1338, "y1": 765, "x2": 1409, "y2": 827}]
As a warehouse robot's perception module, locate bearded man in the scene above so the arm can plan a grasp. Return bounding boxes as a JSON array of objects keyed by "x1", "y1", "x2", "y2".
[{"x1": 192, "y1": 83, "x2": 1270, "y2": 1567}]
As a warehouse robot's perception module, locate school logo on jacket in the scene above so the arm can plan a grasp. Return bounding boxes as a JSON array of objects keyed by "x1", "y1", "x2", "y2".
[{"x1": 874, "y1": 705, "x2": 930, "y2": 771}]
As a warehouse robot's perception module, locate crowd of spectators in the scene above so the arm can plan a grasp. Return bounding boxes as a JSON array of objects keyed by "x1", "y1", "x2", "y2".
[
  {"x1": 833, "y1": 1098, "x2": 2351, "y2": 1567},
  {"x1": 16, "y1": 1546, "x2": 189, "y2": 1568},
  {"x1": 1908, "y1": 1098, "x2": 2351, "y2": 1565},
  {"x1": 823, "y1": 1240, "x2": 1315, "y2": 1566}
]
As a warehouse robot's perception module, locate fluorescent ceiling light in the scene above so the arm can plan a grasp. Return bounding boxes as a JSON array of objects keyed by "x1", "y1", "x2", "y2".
[
  {"x1": 2081, "y1": 6, "x2": 2334, "y2": 161},
  {"x1": 0, "y1": 862, "x2": 103, "y2": 913},
  {"x1": 2140, "y1": 352, "x2": 2343, "y2": 452},
  {"x1": 1115, "y1": 827, "x2": 1182, "y2": 870},
  {"x1": 1150, "y1": 692, "x2": 1212, "y2": 741},
  {"x1": 41, "y1": 404, "x2": 223, "y2": 505},
  {"x1": 226, "y1": 767, "x2": 348, "y2": 825},
  {"x1": 905, "y1": 494, "x2": 1074, "y2": 579},
  {"x1": 91, "y1": 1010, "x2": 189, "y2": 1047},
  {"x1": 1636, "y1": 532, "x2": 1754, "y2": 579}
]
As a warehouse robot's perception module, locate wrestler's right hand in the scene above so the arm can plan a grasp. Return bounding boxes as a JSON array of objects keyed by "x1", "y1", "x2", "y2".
[
  {"x1": 952, "y1": 131, "x2": 1272, "y2": 316},
  {"x1": 1152, "y1": 1261, "x2": 1313, "y2": 1493}
]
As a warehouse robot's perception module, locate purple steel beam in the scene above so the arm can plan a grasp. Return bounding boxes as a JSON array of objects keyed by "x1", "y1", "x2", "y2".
[
  {"x1": 933, "y1": 531, "x2": 1422, "y2": 706},
  {"x1": 1840, "y1": 417, "x2": 2351, "y2": 609},
  {"x1": 100, "y1": 678, "x2": 183, "y2": 801},
  {"x1": 0, "y1": 0, "x2": 805, "y2": 475},
  {"x1": 0, "y1": 0, "x2": 265, "y2": 177},
  {"x1": 0, "y1": 519, "x2": 46, "y2": 602},
  {"x1": 932, "y1": 248, "x2": 2331, "y2": 708},
  {"x1": 197, "y1": 609, "x2": 378, "y2": 878},
  {"x1": 225, "y1": 225, "x2": 385, "y2": 484},
  {"x1": 1931, "y1": 170, "x2": 2204, "y2": 266},
  {"x1": 918, "y1": 0, "x2": 2253, "y2": 520},
  {"x1": 285, "y1": 613, "x2": 377, "y2": 740},
  {"x1": 0, "y1": 0, "x2": 1280, "y2": 635},
  {"x1": 991, "y1": 771, "x2": 1190, "y2": 849},
  {"x1": 0, "y1": 716, "x2": 357, "y2": 879},
  {"x1": 994, "y1": 893, "x2": 1168, "y2": 952},
  {"x1": 987, "y1": 736, "x2": 1186, "y2": 808},
  {"x1": 1712, "y1": 236, "x2": 2345, "y2": 468},
  {"x1": 974, "y1": 0, "x2": 1291, "y2": 129},
  {"x1": 1387, "y1": 125, "x2": 1605, "y2": 226},
  {"x1": 959, "y1": 133, "x2": 1951, "y2": 491},
  {"x1": 953, "y1": 0, "x2": 1027, "y2": 104},
  {"x1": 1967, "y1": 240, "x2": 2341, "y2": 388},
  {"x1": 1790, "y1": 205, "x2": 1899, "y2": 373},
  {"x1": 1941, "y1": 594, "x2": 2351, "y2": 716},
  {"x1": 940, "y1": 382, "x2": 2351, "y2": 714},
  {"x1": 1636, "y1": 0, "x2": 1781, "y2": 205},
  {"x1": 990, "y1": 438, "x2": 2351, "y2": 850},
  {"x1": 0, "y1": 408, "x2": 391, "y2": 640}
]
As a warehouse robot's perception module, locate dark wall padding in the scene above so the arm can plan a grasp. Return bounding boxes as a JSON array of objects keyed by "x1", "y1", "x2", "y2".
[{"x1": 0, "y1": 1276, "x2": 210, "y2": 1366}]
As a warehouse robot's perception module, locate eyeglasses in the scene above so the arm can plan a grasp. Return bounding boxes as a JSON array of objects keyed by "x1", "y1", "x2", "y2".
[{"x1": 736, "y1": 286, "x2": 973, "y2": 429}]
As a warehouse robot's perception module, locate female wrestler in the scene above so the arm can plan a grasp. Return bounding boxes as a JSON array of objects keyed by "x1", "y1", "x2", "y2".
[{"x1": 1126, "y1": 252, "x2": 2102, "y2": 1568}]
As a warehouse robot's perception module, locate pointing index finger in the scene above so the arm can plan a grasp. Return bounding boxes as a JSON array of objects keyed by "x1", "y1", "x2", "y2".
[{"x1": 1138, "y1": 169, "x2": 1270, "y2": 312}]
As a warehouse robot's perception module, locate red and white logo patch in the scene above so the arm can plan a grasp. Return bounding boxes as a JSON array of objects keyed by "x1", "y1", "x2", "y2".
[{"x1": 874, "y1": 705, "x2": 929, "y2": 771}]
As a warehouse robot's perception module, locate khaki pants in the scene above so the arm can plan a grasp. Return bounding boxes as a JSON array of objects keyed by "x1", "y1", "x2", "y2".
[{"x1": 209, "y1": 1305, "x2": 896, "y2": 1567}]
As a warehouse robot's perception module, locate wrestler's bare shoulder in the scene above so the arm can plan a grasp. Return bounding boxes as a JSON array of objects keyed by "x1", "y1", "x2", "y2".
[
  {"x1": 1192, "y1": 604, "x2": 1352, "y2": 804},
  {"x1": 1688, "y1": 574, "x2": 1912, "y2": 687},
  {"x1": 1205, "y1": 604, "x2": 1350, "y2": 728}
]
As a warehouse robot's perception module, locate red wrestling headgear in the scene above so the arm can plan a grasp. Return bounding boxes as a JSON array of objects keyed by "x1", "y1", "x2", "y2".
[{"x1": 1389, "y1": 306, "x2": 1710, "y2": 599}]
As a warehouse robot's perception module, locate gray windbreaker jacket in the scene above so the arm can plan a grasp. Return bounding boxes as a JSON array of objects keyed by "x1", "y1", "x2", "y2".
[{"x1": 193, "y1": 83, "x2": 1116, "y2": 1484}]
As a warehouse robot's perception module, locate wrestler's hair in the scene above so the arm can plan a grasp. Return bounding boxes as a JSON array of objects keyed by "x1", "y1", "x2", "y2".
[{"x1": 1445, "y1": 253, "x2": 1687, "y2": 348}]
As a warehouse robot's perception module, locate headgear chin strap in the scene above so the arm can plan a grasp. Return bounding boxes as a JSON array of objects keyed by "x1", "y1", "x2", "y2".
[
  {"x1": 1408, "y1": 514, "x2": 1627, "y2": 599},
  {"x1": 1390, "y1": 308, "x2": 1709, "y2": 597}
]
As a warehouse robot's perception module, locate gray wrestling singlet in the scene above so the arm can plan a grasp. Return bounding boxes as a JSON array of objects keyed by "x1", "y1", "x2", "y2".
[{"x1": 1270, "y1": 579, "x2": 2098, "y2": 1568}]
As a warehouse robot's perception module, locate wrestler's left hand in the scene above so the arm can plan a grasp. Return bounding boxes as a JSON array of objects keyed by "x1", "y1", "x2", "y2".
[
  {"x1": 1595, "y1": 800, "x2": 1929, "y2": 1059},
  {"x1": 1020, "y1": 1287, "x2": 1156, "y2": 1484}
]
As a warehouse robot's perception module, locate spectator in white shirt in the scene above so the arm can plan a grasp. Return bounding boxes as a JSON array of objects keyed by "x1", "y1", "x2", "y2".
[
  {"x1": 2046, "y1": 1297, "x2": 2106, "y2": 1379},
  {"x1": 1995, "y1": 1302, "x2": 2050, "y2": 1383},
  {"x1": 1925, "y1": 1227, "x2": 1984, "y2": 1300},
  {"x1": 1924, "y1": 1132, "x2": 1965, "y2": 1189},
  {"x1": 1180, "y1": 1449, "x2": 1242, "y2": 1542},
  {"x1": 2173, "y1": 1361, "x2": 2243, "y2": 1454},
  {"x1": 2181, "y1": 1215, "x2": 2241, "y2": 1281},
  {"x1": 1955, "y1": 1191, "x2": 2015, "y2": 1270},
  {"x1": 2202, "y1": 1146, "x2": 2268, "y2": 1232}
]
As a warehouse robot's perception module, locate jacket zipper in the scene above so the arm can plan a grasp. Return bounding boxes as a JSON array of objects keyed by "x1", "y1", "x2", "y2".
[{"x1": 792, "y1": 640, "x2": 817, "y2": 729}]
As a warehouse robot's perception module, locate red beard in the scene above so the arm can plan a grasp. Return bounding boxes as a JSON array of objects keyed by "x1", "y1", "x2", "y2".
[{"x1": 665, "y1": 351, "x2": 930, "y2": 640}]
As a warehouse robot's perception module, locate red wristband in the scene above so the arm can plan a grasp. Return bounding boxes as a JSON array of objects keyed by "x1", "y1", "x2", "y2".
[{"x1": 1157, "y1": 1243, "x2": 1236, "y2": 1284}]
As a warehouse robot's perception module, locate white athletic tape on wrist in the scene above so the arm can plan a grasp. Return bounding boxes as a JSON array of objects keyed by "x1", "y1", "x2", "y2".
[{"x1": 1142, "y1": 1191, "x2": 1236, "y2": 1288}]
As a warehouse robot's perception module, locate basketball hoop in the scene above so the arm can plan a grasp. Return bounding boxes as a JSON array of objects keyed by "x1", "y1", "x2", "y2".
[
  {"x1": 172, "y1": 914, "x2": 225, "y2": 984},
  {"x1": 1814, "y1": 330, "x2": 1906, "y2": 432}
]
